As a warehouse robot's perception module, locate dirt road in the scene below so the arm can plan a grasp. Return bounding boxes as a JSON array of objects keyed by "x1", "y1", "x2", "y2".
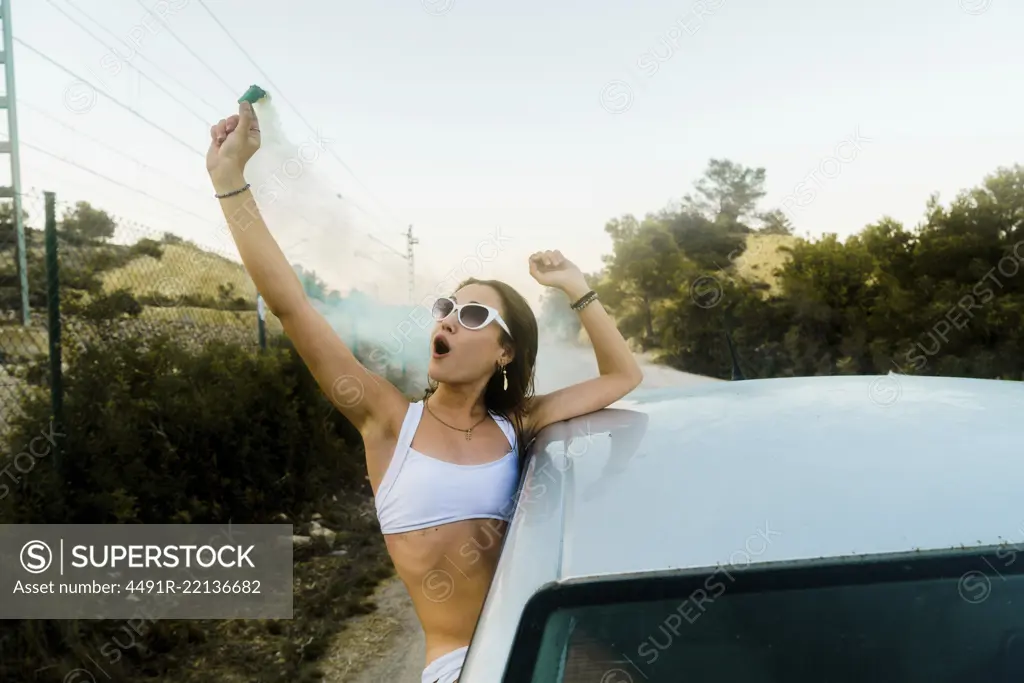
[
  {"x1": 319, "y1": 575, "x2": 425, "y2": 682},
  {"x1": 323, "y1": 347, "x2": 716, "y2": 682},
  {"x1": 532, "y1": 343, "x2": 720, "y2": 394}
]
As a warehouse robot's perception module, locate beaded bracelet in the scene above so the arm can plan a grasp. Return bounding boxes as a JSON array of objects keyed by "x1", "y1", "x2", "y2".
[
  {"x1": 570, "y1": 290, "x2": 598, "y2": 312},
  {"x1": 214, "y1": 183, "x2": 251, "y2": 199}
]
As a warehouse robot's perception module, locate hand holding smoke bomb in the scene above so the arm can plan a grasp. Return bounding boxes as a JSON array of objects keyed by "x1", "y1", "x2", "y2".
[
  {"x1": 206, "y1": 85, "x2": 267, "y2": 194},
  {"x1": 238, "y1": 85, "x2": 268, "y2": 106}
]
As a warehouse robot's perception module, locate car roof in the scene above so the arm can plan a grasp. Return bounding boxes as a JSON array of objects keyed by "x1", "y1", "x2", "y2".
[{"x1": 461, "y1": 373, "x2": 1024, "y2": 681}]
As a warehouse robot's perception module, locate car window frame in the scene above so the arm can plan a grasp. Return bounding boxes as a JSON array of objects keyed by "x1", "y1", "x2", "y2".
[{"x1": 500, "y1": 544, "x2": 1024, "y2": 682}]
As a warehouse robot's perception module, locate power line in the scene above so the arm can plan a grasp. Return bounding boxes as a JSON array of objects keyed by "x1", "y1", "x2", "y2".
[
  {"x1": 23, "y1": 140, "x2": 217, "y2": 227},
  {"x1": 368, "y1": 234, "x2": 407, "y2": 260},
  {"x1": 17, "y1": 59, "x2": 330, "y2": 233},
  {"x1": 194, "y1": 0, "x2": 411, "y2": 236},
  {"x1": 60, "y1": 0, "x2": 220, "y2": 113},
  {"x1": 13, "y1": 37, "x2": 205, "y2": 158},
  {"x1": 18, "y1": 16, "x2": 401, "y2": 282},
  {"x1": 20, "y1": 100, "x2": 209, "y2": 197},
  {"x1": 345, "y1": 200, "x2": 414, "y2": 251},
  {"x1": 23, "y1": 104, "x2": 392, "y2": 279},
  {"x1": 41, "y1": 0, "x2": 209, "y2": 126},
  {"x1": 130, "y1": 0, "x2": 236, "y2": 96}
]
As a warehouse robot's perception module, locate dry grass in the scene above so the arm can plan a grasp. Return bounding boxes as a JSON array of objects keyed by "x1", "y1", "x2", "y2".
[
  {"x1": 317, "y1": 576, "x2": 419, "y2": 682},
  {"x1": 732, "y1": 233, "x2": 799, "y2": 295},
  {"x1": 0, "y1": 324, "x2": 49, "y2": 359},
  {"x1": 98, "y1": 241, "x2": 287, "y2": 335},
  {"x1": 100, "y1": 243, "x2": 257, "y2": 301}
]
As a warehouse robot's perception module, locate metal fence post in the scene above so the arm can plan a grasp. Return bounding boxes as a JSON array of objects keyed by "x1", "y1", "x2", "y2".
[
  {"x1": 257, "y1": 293, "x2": 266, "y2": 350},
  {"x1": 44, "y1": 191, "x2": 63, "y2": 476}
]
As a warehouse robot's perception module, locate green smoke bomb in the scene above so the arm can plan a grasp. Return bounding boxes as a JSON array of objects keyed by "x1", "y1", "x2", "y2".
[{"x1": 238, "y1": 85, "x2": 268, "y2": 105}]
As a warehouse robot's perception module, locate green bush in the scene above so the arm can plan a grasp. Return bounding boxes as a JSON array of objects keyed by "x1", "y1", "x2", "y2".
[
  {"x1": 0, "y1": 333, "x2": 366, "y2": 526},
  {"x1": 80, "y1": 289, "x2": 142, "y2": 321},
  {"x1": 127, "y1": 238, "x2": 164, "y2": 261},
  {"x1": 136, "y1": 292, "x2": 257, "y2": 312},
  {"x1": 0, "y1": 332, "x2": 375, "y2": 680}
]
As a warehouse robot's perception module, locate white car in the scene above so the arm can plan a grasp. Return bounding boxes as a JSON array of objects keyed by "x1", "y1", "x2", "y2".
[{"x1": 459, "y1": 373, "x2": 1024, "y2": 682}]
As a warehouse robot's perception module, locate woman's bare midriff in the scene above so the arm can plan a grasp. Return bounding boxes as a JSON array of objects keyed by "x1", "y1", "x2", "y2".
[{"x1": 384, "y1": 517, "x2": 509, "y2": 666}]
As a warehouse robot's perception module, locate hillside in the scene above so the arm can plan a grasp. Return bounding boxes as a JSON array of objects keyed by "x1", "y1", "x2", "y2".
[
  {"x1": 2, "y1": 238, "x2": 283, "y2": 353},
  {"x1": 733, "y1": 233, "x2": 799, "y2": 295},
  {"x1": 101, "y1": 242, "x2": 258, "y2": 304},
  {"x1": 0, "y1": 234, "x2": 284, "y2": 437},
  {"x1": 99, "y1": 240, "x2": 284, "y2": 333}
]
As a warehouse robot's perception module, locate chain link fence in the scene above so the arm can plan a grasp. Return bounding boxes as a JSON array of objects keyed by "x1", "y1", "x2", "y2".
[
  {"x1": 0, "y1": 189, "x2": 44, "y2": 443},
  {"x1": 0, "y1": 189, "x2": 275, "y2": 444}
]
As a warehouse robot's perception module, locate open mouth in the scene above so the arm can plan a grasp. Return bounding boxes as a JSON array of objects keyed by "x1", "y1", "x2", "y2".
[{"x1": 432, "y1": 335, "x2": 450, "y2": 357}]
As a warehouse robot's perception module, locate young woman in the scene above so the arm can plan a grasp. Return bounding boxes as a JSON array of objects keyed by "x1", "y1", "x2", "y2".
[{"x1": 206, "y1": 101, "x2": 643, "y2": 683}]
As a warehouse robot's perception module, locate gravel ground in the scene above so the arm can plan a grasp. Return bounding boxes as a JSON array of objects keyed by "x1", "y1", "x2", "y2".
[{"x1": 319, "y1": 575, "x2": 425, "y2": 683}]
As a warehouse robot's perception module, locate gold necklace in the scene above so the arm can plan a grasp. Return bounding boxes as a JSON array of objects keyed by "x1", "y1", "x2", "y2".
[{"x1": 424, "y1": 396, "x2": 489, "y2": 440}]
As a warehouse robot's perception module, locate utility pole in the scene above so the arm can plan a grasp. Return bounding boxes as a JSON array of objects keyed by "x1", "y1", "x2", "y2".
[
  {"x1": 365, "y1": 231, "x2": 415, "y2": 303},
  {"x1": 405, "y1": 225, "x2": 418, "y2": 305},
  {"x1": 0, "y1": 0, "x2": 29, "y2": 325},
  {"x1": 256, "y1": 293, "x2": 266, "y2": 350}
]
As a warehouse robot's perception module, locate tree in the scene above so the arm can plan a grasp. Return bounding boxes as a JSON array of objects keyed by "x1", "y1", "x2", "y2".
[
  {"x1": 293, "y1": 266, "x2": 336, "y2": 301},
  {"x1": 596, "y1": 160, "x2": 1024, "y2": 381},
  {"x1": 59, "y1": 201, "x2": 116, "y2": 242},
  {"x1": 776, "y1": 234, "x2": 876, "y2": 370},
  {"x1": 683, "y1": 159, "x2": 767, "y2": 227},
  {"x1": 756, "y1": 209, "x2": 794, "y2": 235},
  {"x1": 601, "y1": 215, "x2": 694, "y2": 344},
  {"x1": 662, "y1": 211, "x2": 747, "y2": 271}
]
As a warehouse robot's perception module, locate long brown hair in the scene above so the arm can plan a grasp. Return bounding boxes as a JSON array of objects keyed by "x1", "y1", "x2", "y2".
[{"x1": 423, "y1": 277, "x2": 539, "y2": 459}]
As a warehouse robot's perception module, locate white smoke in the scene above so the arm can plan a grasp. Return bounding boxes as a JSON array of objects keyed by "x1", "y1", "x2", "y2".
[
  {"x1": 230, "y1": 97, "x2": 431, "y2": 387},
  {"x1": 243, "y1": 98, "x2": 390, "y2": 298},
  {"x1": 230, "y1": 97, "x2": 692, "y2": 394}
]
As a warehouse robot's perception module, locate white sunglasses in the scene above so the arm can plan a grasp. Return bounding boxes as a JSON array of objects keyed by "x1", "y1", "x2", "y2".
[{"x1": 432, "y1": 297, "x2": 513, "y2": 339}]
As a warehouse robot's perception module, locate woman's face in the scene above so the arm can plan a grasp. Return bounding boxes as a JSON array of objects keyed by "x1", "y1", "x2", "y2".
[{"x1": 427, "y1": 283, "x2": 511, "y2": 385}]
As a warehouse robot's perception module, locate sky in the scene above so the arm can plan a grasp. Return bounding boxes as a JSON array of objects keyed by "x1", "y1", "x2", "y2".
[{"x1": 6, "y1": 0, "x2": 1022, "y2": 308}]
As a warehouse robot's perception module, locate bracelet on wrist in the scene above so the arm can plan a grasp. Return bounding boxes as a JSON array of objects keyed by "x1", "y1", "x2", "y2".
[
  {"x1": 570, "y1": 290, "x2": 598, "y2": 312},
  {"x1": 214, "y1": 183, "x2": 251, "y2": 199}
]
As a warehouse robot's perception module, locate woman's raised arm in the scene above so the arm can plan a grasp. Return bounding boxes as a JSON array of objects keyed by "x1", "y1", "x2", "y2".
[
  {"x1": 206, "y1": 102, "x2": 408, "y2": 442},
  {"x1": 525, "y1": 250, "x2": 643, "y2": 435}
]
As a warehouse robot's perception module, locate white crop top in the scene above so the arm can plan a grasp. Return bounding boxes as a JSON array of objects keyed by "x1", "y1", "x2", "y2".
[{"x1": 374, "y1": 401, "x2": 520, "y2": 535}]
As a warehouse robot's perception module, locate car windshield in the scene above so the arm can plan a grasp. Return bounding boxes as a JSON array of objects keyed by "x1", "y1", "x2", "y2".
[{"x1": 508, "y1": 548, "x2": 1024, "y2": 683}]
